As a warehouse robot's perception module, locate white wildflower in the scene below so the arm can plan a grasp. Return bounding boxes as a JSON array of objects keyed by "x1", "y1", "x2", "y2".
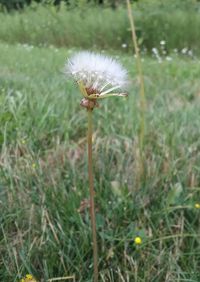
[
  {"x1": 181, "y1": 47, "x2": 188, "y2": 54},
  {"x1": 166, "y1": 56, "x2": 172, "y2": 61},
  {"x1": 21, "y1": 43, "x2": 34, "y2": 51},
  {"x1": 188, "y1": 50, "x2": 193, "y2": 57},
  {"x1": 65, "y1": 51, "x2": 128, "y2": 99},
  {"x1": 152, "y1": 47, "x2": 159, "y2": 55},
  {"x1": 152, "y1": 47, "x2": 162, "y2": 63},
  {"x1": 122, "y1": 43, "x2": 127, "y2": 48},
  {"x1": 160, "y1": 40, "x2": 166, "y2": 45}
]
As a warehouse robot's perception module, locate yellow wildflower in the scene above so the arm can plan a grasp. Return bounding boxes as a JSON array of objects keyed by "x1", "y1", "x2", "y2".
[
  {"x1": 20, "y1": 274, "x2": 37, "y2": 282},
  {"x1": 26, "y1": 274, "x2": 33, "y2": 279},
  {"x1": 134, "y1": 236, "x2": 142, "y2": 245},
  {"x1": 32, "y1": 163, "x2": 36, "y2": 169},
  {"x1": 195, "y1": 203, "x2": 200, "y2": 209}
]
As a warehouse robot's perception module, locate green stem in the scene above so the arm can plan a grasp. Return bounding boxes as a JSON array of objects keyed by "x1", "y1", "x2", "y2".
[
  {"x1": 126, "y1": 0, "x2": 146, "y2": 152},
  {"x1": 87, "y1": 109, "x2": 98, "y2": 282}
]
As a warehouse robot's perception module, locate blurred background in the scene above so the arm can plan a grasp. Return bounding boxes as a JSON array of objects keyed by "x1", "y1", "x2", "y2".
[{"x1": 0, "y1": 0, "x2": 200, "y2": 54}]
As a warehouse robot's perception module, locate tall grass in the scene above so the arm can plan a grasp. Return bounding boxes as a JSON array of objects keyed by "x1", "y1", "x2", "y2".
[{"x1": 0, "y1": 1, "x2": 200, "y2": 53}]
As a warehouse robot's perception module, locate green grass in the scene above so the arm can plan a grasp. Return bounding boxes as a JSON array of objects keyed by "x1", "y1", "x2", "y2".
[
  {"x1": 1, "y1": 42, "x2": 200, "y2": 281},
  {"x1": 0, "y1": 1, "x2": 200, "y2": 53}
]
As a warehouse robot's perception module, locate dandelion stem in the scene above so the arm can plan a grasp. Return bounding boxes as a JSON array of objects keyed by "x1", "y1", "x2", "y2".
[{"x1": 87, "y1": 109, "x2": 98, "y2": 282}]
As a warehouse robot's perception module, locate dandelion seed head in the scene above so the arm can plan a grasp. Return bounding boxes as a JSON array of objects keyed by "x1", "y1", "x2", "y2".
[{"x1": 65, "y1": 51, "x2": 128, "y2": 95}]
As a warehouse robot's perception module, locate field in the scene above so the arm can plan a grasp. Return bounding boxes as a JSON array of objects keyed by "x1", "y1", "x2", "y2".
[
  {"x1": 1, "y1": 1, "x2": 200, "y2": 281},
  {"x1": 1, "y1": 41, "x2": 200, "y2": 281},
  {"x1": 0, "y1": 2, "x2": 200, "y2": 53}
]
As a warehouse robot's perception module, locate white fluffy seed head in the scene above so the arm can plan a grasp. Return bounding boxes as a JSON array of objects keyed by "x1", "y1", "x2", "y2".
[{"x1": 65, "y1": 51, "x2": 129, "y2": 94}]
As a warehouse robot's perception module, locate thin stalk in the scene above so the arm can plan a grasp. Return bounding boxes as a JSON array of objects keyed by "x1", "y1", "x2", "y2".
[
  {"x1": 126, "y1": 0, "x2": 146, "y2": 151},
  {"x1": 87, "y1": 109, "x2": 98, "y2": 282}
]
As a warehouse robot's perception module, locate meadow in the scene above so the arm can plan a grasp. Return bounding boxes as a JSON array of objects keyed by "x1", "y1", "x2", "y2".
[
  {"x1": 1, "y1": 1, "x2": 200, "y2": 282},
  {"x1": 0, "y1": 1, "x2": 200, "y2": 53}
]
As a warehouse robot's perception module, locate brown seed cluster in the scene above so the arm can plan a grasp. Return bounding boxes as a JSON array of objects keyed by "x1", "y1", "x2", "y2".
[{"x1": 80, "y1": 98, "x2": 99, "y2": 110}]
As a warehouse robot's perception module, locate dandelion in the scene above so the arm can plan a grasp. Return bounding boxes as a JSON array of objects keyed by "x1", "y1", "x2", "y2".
[
  {"x1": 65, "y1": 51, "x2": 128, "y2": 109},
  {"x1": 134, "y1": 236, "x2": 142, "y2": 245},
  {"x1": 26, "y1": 275, "x2": 33, "y2": 279},
  {"x1": 195, "y1": 203, "x2": 200, "y2": 209},
  {"x1": 20, "y1": 274, "x2": 37, "y2": 282},
  {"x1": 65, "y1": 51, "x2": 128, "y2": 282}
]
